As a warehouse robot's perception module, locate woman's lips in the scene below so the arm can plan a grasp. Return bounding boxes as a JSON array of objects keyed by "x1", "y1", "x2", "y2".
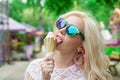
[{"x1": 55, "y1": 35, "x2": 63, "y2": 44}]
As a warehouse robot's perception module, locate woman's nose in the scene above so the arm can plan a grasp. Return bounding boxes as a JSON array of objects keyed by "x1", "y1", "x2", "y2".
[{"x1": 55, "y1": 28, "x2": 66, "y2": 36}]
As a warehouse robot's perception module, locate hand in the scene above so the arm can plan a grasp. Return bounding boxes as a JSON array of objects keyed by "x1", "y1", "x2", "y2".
[{"x1": 41, "y1": 56, "x2": 54, "y2": 80}]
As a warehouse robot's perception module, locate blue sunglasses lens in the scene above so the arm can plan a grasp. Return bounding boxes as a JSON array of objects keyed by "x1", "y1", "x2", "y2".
[
  {"x1": 66, "y1": 25, "x2": 79, "y2": 36},
  {"x1": 56, "y1": 18, "x2": 67, "y2": 29},
  {"x1": 56, "y1": 18, "x2": 85, "y2": 41}
]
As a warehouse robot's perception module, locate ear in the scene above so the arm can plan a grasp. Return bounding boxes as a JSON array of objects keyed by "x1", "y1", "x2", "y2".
[
  {"x1": 77, "y1": 47, "x2": 83, "y2": 52},
  {"x1": 77, "y1": 46, "x2": 85, "y2": 54}
]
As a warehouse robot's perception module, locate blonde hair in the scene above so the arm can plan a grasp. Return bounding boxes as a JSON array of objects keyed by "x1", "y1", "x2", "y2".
[{"x1": 59, "y1": 11, "x2": 112, "y2": 80}]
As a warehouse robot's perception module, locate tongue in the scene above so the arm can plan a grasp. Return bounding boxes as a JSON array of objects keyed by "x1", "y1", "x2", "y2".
[
  {"x1": 56, "y1": 37, "x2": 63, "y2": 43},
  {"x1": 57, "y1": 39, "x2": 62, "y2": 43}
]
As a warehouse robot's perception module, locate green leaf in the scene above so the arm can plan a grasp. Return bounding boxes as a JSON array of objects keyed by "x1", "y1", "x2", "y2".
[{"x1": 104, "y1": 46, "x2": 116, "y2": 56}]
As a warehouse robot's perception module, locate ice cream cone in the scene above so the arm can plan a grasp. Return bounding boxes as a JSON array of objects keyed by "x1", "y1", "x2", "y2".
[{"x1": 44, "y1": 32, "x2": 57, "y2": 57}]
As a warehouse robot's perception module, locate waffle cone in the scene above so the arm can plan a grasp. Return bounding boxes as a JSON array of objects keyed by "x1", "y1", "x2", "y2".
[{"x1": 44, "y1": 37, "x2": 57, "y2": 53}]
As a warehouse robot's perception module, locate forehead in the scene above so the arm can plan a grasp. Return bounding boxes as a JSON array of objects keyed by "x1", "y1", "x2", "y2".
[{"x1": 65, "y1": 15, "x2": 84, "y2": 33}]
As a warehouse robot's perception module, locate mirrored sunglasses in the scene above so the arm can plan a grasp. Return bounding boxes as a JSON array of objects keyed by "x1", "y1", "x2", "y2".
[{"x1": 56, "y1": 18, "x2": 85, "y2": 41}]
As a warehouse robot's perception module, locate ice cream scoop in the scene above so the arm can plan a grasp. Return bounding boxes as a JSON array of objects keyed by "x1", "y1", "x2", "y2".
[{"x1": 44, "y1": 32, "x2": 57, "y2": 58}]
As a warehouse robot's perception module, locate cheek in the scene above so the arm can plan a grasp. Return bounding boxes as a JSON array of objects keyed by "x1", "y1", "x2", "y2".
[{"x1": 64, "y1": 37, "x2": 82, "y2": 49}]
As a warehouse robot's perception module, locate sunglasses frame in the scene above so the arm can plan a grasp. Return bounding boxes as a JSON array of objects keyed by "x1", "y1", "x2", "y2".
[{"x1": 56, "y1": 18, "x2": 85, "y2": 41}]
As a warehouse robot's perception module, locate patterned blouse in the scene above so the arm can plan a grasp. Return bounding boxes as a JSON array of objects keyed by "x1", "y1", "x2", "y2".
[{"x1": 24, "y1": 58, "x2": 85, "y2": 80}]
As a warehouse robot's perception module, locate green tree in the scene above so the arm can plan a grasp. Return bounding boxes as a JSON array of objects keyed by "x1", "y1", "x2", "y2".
[
  {"x1": 9, "y1": 0, "x2": 120, "y2": 29},
  {"x1": 77, "y1": 0, "x2": 120, "y2": 27},
  {"x1": 9, "y1": 0, "x2": 25, "y2": 22},
  {"x1": 44, "y1": 0, "x2": 74, "y2": 19},
  {"x1": 9, "y1": 0, "x2": 42, "y2": 28}
]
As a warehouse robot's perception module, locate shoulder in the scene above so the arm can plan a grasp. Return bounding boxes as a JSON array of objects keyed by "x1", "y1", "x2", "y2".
[
  {"x1": 29, "y1": 58, "x2": 43, "y2": 66},
  {"x1": 26, "y1": 58, "x2": 43, "y2": 72},
  {"x1": 24, "y1": 58, "x2": 44, "y2": 80}
]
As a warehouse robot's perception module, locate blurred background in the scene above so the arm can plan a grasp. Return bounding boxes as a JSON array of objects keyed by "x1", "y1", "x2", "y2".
[{"x1": 0, "y1": 0, "x2": 120, "y2": 80}]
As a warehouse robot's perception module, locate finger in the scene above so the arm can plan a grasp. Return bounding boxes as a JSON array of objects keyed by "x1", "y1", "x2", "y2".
[
  {"x1": 43, "y1": 67, "x2": 53, "y2": 70},
  {"x1": 42, "y1": 62, "x2": 54, "y2": 68},
  {"x1": 43, "y1": 56, "x2": 54, "y2": 61},
  {"x1": 46, "y1": 60, "x2": 54, "y2": 65},
  {"x1": 41, "y1": 60, "x2": 54, "y2": 67},
  {"x1": 41, "y1": 61, "x2": 54, "y2": 66},
  {"x1": 42, "y1": 62, "x2": 54, "y2": 69},
  {"x1": 41, "y1": 60, "x2": 54, "y2": 73},
  {"x1": 41, "y1": 65, "x2": 54, "y2": 72},
  {"x1": 42, "y1": 67, "x2": 53, "y2": 73},
  {"x1": 48, "y1": 64, "x2": 54, "y2": 68},
  {"x1": 44, "y1": 65, "x2": 54, "y2": 69}
]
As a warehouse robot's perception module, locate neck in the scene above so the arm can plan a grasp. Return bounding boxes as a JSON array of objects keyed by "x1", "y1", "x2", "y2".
[{"x1": 54, "y1": 51, "x2": 75, "y2": 69}]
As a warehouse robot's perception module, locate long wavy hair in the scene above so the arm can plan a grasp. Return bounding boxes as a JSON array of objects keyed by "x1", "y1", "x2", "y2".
[{"x1": 58, "y1": 11, "x2": 112, "y2": 80}]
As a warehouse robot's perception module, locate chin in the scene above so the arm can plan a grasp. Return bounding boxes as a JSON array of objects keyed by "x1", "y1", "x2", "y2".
[{"x1": 55, "y1": 44, "x2": 64, "y2": 51}]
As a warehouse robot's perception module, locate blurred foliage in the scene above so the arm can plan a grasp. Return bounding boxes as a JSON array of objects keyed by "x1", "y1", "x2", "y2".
[
  {"x1": 9, "y1": 0, "x2": 25, "y2": 22},
  {"x1": 8, "y1": 0, "x2": 120, "y2": 30},
  {"x1": 44, "y1": 0, "x2": 74, "y2": 19},
  {"x1": 77, "y1": 0, "x2": 119, "y2": 27},
  {"x1": 104, "y1": 46, "x2": 116, "y2": 56},
  {"x1": 23, "y1": 7, "x2": 40, "y2": 27},
  {"x1": 104, "y1": 46, "x2": 120, "y2": 56},
  {"x1": 9, "y1": 0, "x2": 42, "y2": 28},
  {"x1": 43, "y1": 0, "x2": 120, "y2": 27},
  {"x1": 5, "y1": 0, "x2": 120, "y2": 54}
]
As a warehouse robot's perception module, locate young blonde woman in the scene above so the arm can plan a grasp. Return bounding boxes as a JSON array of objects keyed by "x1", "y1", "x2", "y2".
[{"x1": 24, "y1": 11, "x2": 112, "y2": 80}]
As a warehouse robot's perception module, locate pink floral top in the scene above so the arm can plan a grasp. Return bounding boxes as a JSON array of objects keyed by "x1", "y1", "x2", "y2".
[{"x1": 24, "y1": 59, "x2": 85, "y2": 80}]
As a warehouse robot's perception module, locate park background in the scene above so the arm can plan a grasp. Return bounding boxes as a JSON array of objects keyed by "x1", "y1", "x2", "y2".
[{"x1": 0, "y1": 0, "x2": 120, "y2": 80}]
